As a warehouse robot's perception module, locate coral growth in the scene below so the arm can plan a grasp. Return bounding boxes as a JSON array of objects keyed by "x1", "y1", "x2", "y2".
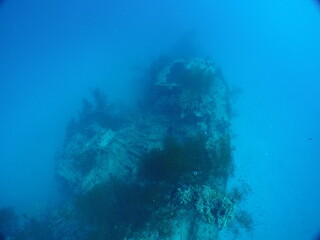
[
  {"x1": 33, "y1": 56, "x2": 251, "y2": 240},
  {"x1": 176, "y1": 185, "x2": 236, "y2": 229}
]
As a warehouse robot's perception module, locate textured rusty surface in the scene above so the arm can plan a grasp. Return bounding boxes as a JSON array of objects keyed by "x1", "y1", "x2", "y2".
[{"x1": 56, "y1": 58, "x2": 232, "y2": 239}]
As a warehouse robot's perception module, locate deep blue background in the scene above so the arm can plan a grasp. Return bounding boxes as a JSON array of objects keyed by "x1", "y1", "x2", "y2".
[{"x1": 1, "y1": 0, "x2": 320, "y2": 239}]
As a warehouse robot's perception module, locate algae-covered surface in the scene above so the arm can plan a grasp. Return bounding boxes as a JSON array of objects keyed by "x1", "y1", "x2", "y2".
[{"x1": 8, "y1": 57, "x2": 252, "y2": 240}]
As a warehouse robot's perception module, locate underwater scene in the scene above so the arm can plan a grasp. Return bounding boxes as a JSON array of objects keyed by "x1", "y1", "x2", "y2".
[{"x1": 0, "y1": 0, "x2": 320, "y2": 239}]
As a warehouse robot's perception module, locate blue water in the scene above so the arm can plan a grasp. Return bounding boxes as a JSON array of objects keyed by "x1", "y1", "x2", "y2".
[{"x1": 1, "y1": 0, "x2": 320, "y2": 239}]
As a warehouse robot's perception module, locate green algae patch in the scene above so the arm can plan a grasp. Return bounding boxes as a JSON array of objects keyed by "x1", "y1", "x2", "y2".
[
  {"x1": 139, "y1": 135, "x2": 213, "y2": 185},
  {"x1": 74, "y1": 178, "x2": 175, "y2": 240}
]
